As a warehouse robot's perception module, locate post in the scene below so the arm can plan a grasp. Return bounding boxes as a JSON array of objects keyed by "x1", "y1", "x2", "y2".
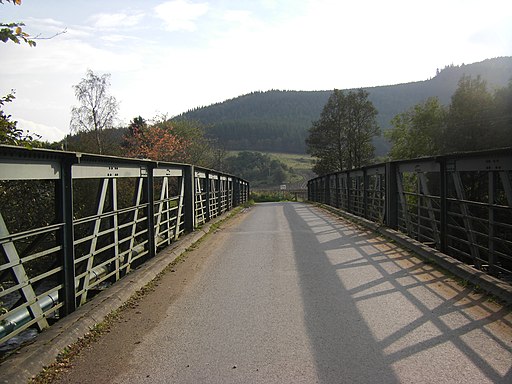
[
  {"x1": 217, "y1": 174, "x2": 222, "y2": 214},
  {"x1": 233, "y1": 179, "x2": 240, "y2": 206},
  {"x1": 57, "y1": 157, "x2": 76, "y2": 317},
  {"x1": 363, "y1": 168, "x2": 368, "y2": 219},
  {"x1": 488, "y1": 171, "x2": 496, "y2": 275},
  {"x1": 205, "y1": 171, "x2": 211, "y2": 221},
  {"x1": 385, "y1": 162, "x2": 398, "y2": 229},
  {"x1": 145, "y1": 163, "x2": 156, "y2": 258},
  {"x1": 183, "y1": 165, "x2": 195, "y2": 232},
  {"x1": 346, "y1": 172, "x2": 352, "y2": 214},
  {"x1": 439, "y1": 158, "x2": 448, "y2": 253},
  {"x1": 334, "y1": 173, "x2": 340, "y2": 208},
  {"x1": 325, "y1": 175, "x2": 331, "y2": 206}
]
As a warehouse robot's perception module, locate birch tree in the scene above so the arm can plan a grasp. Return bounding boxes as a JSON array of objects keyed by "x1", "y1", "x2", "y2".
[{"x1": 70, "y1": 70, "x2": 119, "y2": 154}]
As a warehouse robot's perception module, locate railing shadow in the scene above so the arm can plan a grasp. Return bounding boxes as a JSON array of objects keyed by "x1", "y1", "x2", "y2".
[{"x1": 283, "y1": 202, "x2": 512, "y2": 384}]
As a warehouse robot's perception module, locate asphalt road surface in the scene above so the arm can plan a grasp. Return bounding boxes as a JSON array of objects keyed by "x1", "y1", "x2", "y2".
[{"x1": 57, "y1": 203, "x2": 512, "y2": 384}]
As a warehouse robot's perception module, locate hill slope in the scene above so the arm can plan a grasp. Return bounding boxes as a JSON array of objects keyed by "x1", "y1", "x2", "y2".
[{"x1": 174, "y1": 57, "x2": 512, "y2": 155}]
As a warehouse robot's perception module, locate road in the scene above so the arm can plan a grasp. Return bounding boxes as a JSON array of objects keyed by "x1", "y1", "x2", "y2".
[{"x1": 56, "y1": 202, "x2": 512, "y2": 384}]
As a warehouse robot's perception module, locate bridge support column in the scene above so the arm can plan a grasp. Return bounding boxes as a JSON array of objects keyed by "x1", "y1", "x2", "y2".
[
  {"x1": 145, "y1": 164, "x2": 156, "y2": 259},
  {"x1": 57, "y1": 158, "x2": 76, "y2": 317},
  {"x1": 184, "y1": 165, "x2": 195, "y2": 232},
  {"x1": 205, "y1": 171, "x2": 211, "y2": 222},
  {"x1": 325, "y1": 175, "x2": 331, "y2": 206},
  {"x1": 439, "y1": 158, "x2": 448, "y2": 253},
  {"x1": 385, "y1": 162, "x2": 398, "y2": 229},
  {"x1": 363, "y1": 168, "x2": 368, "y2": 219}
]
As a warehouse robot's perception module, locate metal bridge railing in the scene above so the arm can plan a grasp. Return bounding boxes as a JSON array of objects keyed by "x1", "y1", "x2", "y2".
[
  {"x1": 0, "y1": 145, "x2": 249, "y2": 346},
  {"x1": 308, "y1": 148, "x2": 512, "y2": 283}
]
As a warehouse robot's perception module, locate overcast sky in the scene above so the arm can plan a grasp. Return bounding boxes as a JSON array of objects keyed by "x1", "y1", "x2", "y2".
[{"x1": 1, "y1": 0, "x2": 511, "y2": 142}]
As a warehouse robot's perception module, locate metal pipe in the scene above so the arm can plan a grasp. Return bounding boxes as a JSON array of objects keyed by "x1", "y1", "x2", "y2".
[
  {"x1": 0, "y1": 236, "x2": 162, "y2": 340},
  {"x1": 0, "y1": 291, "x2": 58, "y2": 339},
  {"x1": 0, "y1": 264, "x2": 109, "y2": 340}
]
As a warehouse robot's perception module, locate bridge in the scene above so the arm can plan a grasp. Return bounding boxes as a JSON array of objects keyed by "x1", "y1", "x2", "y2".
[{"x1": 0, "y1": 145, "x2": 511, "y2": 383}]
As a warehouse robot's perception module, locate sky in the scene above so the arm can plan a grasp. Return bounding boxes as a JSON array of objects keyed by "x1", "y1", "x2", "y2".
[{"x1": 1, "y1": 0, "x2": 511, "y2": 142}]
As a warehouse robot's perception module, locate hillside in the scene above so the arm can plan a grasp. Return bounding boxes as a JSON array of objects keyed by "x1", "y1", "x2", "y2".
[{"x1": 174, "y1": 57, "x2": 512, "y2": 155}]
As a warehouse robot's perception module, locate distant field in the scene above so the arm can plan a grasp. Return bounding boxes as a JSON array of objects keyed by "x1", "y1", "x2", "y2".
[
  {"x1": 227, "y1": 151, "x2": 314, "y2": 170},
  {"x1": 270, "y1": 152, "x2": 315, "y2": 187},
  {"x1": 268, "y1": 152, "x2": 314, "y2": 171},
  {"x1": 227, "y1": 150, "x2": 316, "y2": 188}
]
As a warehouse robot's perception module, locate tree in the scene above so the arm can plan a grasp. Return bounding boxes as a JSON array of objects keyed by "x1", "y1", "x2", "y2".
[
  {"x1": 491, "y1": 79, "x2": 512, "y2": 148},
  {"x1": 124, "y1": 116, "x2": 222, "y2": 165},
  {"x1": 306, "y1": 89, "x2": 379, "y2": 175},
  {"x1": 128, "y1": 116, "x2": 217, "y2": 166},
  {"x1": 223, "y1": 151, "x2": 294, "y2": 186},
  {"x1": 124, "y1": 119, "x2": 188, "y2": 162},
  {"x1": 344, "y1": 90, "x2": 380, "y2": 169},
  {"x1": 444, "y1": 75, "x2": 493, "y2": 153},
  {"x1": 155, "y1": 118, "x2": 212, "y2": 166},
  {"x1": 70, "y1": 70, "x2": 119, "y2": 154},
  {"x1": 386, "y1": 97, "x2": 446, "y2": 160}
]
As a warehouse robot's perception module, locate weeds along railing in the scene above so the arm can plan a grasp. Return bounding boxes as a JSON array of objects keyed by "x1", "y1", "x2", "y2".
[
  {"x1": 0, "y1": 145, "x2": 249, "y2": 346},
  {"x1": 308, "y1": 148, "x2": 512, "y2": 283}
]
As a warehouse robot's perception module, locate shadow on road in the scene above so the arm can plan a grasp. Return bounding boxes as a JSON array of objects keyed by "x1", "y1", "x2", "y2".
[{"x1": 283, "y1": 203, "x2": 512, "y2": 384}]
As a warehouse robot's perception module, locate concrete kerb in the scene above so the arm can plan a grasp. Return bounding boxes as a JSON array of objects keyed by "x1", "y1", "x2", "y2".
[
  {"x1": 314, "y1": 203, "x2": 512, "y2": 306},
  {"x1": 0, "y1": 211, "x2": 234, "y2": 384}
]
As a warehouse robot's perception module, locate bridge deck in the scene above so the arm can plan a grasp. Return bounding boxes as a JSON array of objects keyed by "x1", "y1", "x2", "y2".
[{"x1": 57, "y1": 202, "x2": 511, "y2": 384}]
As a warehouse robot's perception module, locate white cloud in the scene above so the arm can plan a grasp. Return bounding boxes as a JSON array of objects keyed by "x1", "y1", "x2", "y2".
[
  {"x1": 101, "y1": 34, "x2": 140, "y2": 43},
  {"x1": 26, "y1": 17, "x2": 66, "y2": 29},
  {"x1": 2, "y1": 0, "x2": 511, "y2": 144},
  {"x1": 90, "y1": 12, "x2": 145, "y2": 29},
  {"x1": 222, "y1": 10, "x2": 253, "y2": 23},
  {"x1": 154, "y1": 0, "x2": 210, "y2": 32},
  {"x1": 16, "y1": 118, "x2": 67, "y2": 143}
]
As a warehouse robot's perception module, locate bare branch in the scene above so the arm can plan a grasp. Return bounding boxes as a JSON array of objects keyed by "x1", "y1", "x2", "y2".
[{"x1": 32, "y1": 28, "x2": 67, "y2": 40}]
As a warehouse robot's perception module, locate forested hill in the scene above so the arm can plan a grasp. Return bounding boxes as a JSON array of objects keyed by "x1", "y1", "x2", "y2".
[{"x1": 173, "y1": 57, "x2": 512, "y2": 155}]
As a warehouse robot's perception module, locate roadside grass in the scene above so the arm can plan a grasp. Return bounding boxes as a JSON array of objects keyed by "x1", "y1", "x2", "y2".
[{"x1": 250, "y1": 191, "x2": 303, "y2": 203}]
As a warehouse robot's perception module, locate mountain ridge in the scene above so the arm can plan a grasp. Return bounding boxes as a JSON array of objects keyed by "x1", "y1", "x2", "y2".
[{"x1": 174, "y1": 57, "x2": 512, "y2": 155}]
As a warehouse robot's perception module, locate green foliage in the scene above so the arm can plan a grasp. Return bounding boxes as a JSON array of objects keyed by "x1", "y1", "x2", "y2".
[
  {"x1": 250, "y1": 191, "x2": 290, "y2": 202},
  {"x1": 223, "y1": 151, "x2": 296, "y2": 187},
  {"x1": 387, "y1": 75, "x2": 512, "y2": 160},
  {"x1": 444, "y1": 75, "x2": 494, "y2": 153},
  {"x1": 0, "y1": 22, "x2": 36, "y2": 46},
  {"x1": 0, "y1": 1, "x2": 36, "y2": 47},
  {"x1": 159, "y1": 118, "x2": 216, "y2": 167},
  {"x1": 492, "y1": 79, "x2": 512, "y2": 148},
  {"x1": 121, "y1": 116, "x2": 219, "y2": 168},
  {"x1": 174, "y1": 90, "x2": 330, "y2": 154},
  {"x1": 385, "y1": 97, "x2": 446, "y2": 159},
  {"x1": 60, "y1": 117, "x2": 222, "y2": 169},
  {"x1": 306, "y1": 89, "x2": 379, "y2": 175},
  {"x1": 63, "y1": 127, "x2": 128, "y2": 155}
]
